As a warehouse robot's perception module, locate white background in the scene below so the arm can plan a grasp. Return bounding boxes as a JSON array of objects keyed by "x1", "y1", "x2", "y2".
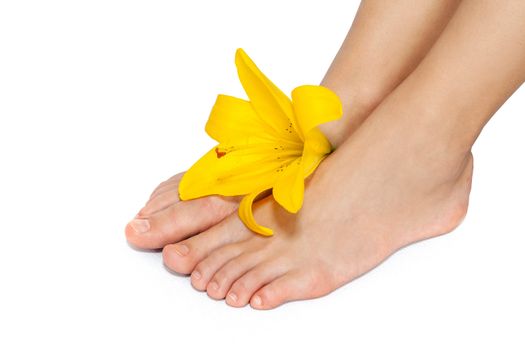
[{"x1": 1, "y1": 1, "x2": 524, "y2": 349}]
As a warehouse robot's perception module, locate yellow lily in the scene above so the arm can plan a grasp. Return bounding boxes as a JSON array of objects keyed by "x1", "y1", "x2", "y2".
[{"x1": 179, "y1": 49, "x2": 342, "y2": 236}]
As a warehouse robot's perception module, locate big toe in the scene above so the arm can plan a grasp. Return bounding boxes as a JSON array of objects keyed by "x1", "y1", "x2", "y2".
[{"x1": 125, "y1": 195, "x2": 238, "y2": 249}]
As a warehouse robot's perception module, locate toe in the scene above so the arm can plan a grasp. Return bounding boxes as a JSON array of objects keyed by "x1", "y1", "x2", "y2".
[
  {"x1": 250, "y1": 270, "x2": 330, "y2": 310},
  {"x1": 148, "y1": 173, "x2": 183, "y2": 200},
  {"x1": 139, "y1": 188, "x2": 180, "y2": 217},
  {"x1": 205, "y1": 249, "x2": 266, "y2": 301},
  {"x1": 162, "y1": 214, "x2": 252, "y2": 274},
  {"x1": 125, "y1": 195, "x2": 238, "y2": 249},
  {"x1": 191, "y1": 243, "x2": 245, "y2": 291},
  {"x1": 225, "y1": 258, "x2": 289, "y2": 307}
]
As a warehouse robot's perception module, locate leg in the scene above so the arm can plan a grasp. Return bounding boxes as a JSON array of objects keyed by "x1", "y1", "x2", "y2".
[
  {"x1": 126, "y1": 0, "x2": 461, "y2": 249},
  {"x1": 320, "y1": 0, "x2": 461, "y2": 146},
  {"x1": 167, "y1": 0, "x2": 525, "y2": 308}
]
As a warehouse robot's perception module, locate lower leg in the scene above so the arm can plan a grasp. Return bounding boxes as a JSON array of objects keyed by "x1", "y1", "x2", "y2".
[
  {"x1": 164, "y1": 0, "x2": 525, "y2": 309},
  {"x1": 379, "y1": 0, "x2": 525, "y2": 153},
  {"x1": 126, "y1": 0, "x2": 461, "y2": 249},
  {"x1": 321, "y1": 0, "x2": 461, "y2": 146}
]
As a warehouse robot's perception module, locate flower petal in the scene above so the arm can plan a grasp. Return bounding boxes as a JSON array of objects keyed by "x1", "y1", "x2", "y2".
[
  {"x1": 301, "y1": 128, "x2": 332, "y2": 177},
  {"x1": 272, "y1": 158, "x2": 304, "y2": 213},
  {"x1": 179, "y1": 145, "x2": 296, "y2": 200},
  {"x1": 235, "y1": 49, "x2": 303, "y2": 142},
  {"x1": 291, "y1": 85, "x2": 343, "y2": 136},
  {"x1": 239, "y1": 188, "x2": 274, "y2": 236},
  {"x1": 205, "y1": 94, "x2": 277, "y2": 144},
  {"x1": 272, "y1": 129, "x2": 332, "y2": 214}
]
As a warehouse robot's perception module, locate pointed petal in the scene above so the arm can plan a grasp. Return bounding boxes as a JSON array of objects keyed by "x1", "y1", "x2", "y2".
[
  {"x1": 291, "y1": 85, "x2": 343, "y2": 136},
  {"x1": 235, "y1": 49, "x2": 303, "y2": 142},
  {"x1": 239, "y1": 188, "x2": 274, "y2": 236},
  {"x1": 272, "y1": 129, "x2": 332, "y2": 214},
  {"x1": 205, "y1": 94, "x2": 277, "y2": 144},
  {"x1": 179, "y1": 145, "x2": 296, "y2": 200},
  {"x1": 272, "y1": 158, "x2": 304, "y2": 213},
  {"x1": 301, "y1": 128, "x2": 332, "y2": 177}
]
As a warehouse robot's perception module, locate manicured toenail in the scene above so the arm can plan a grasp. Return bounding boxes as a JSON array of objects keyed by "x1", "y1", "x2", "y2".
[
  {"x1": 129, "y1": 219, "x2": 150, "y2": 234},
  {"x1": 252, "y1": 295, "x2": 262, "y2": 307},
  {"x1": 227, "y1": 292, "x2": 238, "y2": 303},
  {"x1": 209, "y1": 281, "x2": 219, "y2": 291},
  {"x1": 174, "y1": 244, "x2": 189, "y2": 256},
  {"x1": 192, "y1": 270, "x2": 201, "y2": 280}
]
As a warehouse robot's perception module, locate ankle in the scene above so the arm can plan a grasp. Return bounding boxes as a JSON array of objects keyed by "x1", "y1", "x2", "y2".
[
  {"x1": 346, "y1": 96, "x2": 474, "y2": 187},
  {"x1": 318, "y1": 83, "x2": 383, "y2": 148}
]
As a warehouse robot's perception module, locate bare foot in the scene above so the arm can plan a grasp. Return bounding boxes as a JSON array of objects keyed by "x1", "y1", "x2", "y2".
[
  {"x1": 124, "y1": 90, "x2": 379, "y2": 251},
  {"x1": 124, "y1": 92, "x2": 378, "y2": 250},
  {"x1": 162, "y1": 100, "x2": 474, "y2": 309},
  {"x1": 124, "y1": 90, "x2": 381, "y2": 250},
  {"x1": 125, "y1": 173, "x2": 240, "y2": 249}
]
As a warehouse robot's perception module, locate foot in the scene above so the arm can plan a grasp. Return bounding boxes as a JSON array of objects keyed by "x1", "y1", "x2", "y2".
[
  {"x1": 125, "y1": 173, "x2": 240, "y2": 249},
  {"x1": 162, "y1": 99, "x2": 474, "y2": 309},
  {"x1": 125, "y1": 90, "x2": 379, "y2": 250}
]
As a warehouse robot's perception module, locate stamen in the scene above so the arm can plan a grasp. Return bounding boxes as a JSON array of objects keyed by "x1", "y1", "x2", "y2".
[{"x1": 215, "y1": 147, "x2": 227, "y2": 159}]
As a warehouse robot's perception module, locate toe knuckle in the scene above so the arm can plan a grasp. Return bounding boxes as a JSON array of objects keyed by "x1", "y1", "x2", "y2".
[
  {"x1": 176, "y1": 262, "x2": 194, "y2": 275},
  {"x1": 199, "y1": 196, "x2": 218, "y2": 211},
  {"x1": 194, "y1": 263, "x2": 207, "y2": 277},
  {"x1": 246, "y1": 270, "x2": 263, "y2": 286},
  {"x1": 214, "y1": 249, "x2": 230, "y2": 261},
  {"x1": 222, "y1": 245, "x2": 243, "y2": 259},
  {"x1": 258, "y1": 289, "x2": 274, "y2": 305},
  {"x1": 307, "y1": 269, "x2": 333, "y2": 297},
  {"x1": 190, "y1": 277, "x2": 203, "y2": 290},
  {"x1": 233, "y1": 279, "x2": 247, "y2": 292},
  {"x1": 214, "y1": 271, "x2": 229, "y2": 285},
  {"x1": 192, "y1": 264, "x2": 203, "y2": 275},
  {"x1": 247, "y1": 272, "x2": 259, "y2": 285}
]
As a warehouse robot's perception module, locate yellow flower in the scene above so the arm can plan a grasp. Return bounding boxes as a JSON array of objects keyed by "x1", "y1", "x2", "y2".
[{"x1": 179, "y1": 49, "x2": 342, "y2": 236}]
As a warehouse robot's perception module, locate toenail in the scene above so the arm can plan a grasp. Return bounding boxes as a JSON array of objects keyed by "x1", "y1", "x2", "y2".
[
  {"x1": 129, "y1": 218, "x2": 150, "y2": 234},
  {"x1": 174, "y1": 244, "x2": 190, "y2": 256},
  {"x1": 192, "y1": 270, "x2": 201, "y2": 280},
  {"x1": 227, "y1": 292, "x2": 238, "y2": 303},
  {"x1": 252, "y1": 295, "x2": 262, "y2": 307},
  {"x1": 209, "y1": 281, "x2": 219, "y2": 291}
]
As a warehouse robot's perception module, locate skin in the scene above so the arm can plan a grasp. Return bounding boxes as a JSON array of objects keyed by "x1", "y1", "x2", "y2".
[
  {"x1": 127, "y1": 0, "x2": 525, "y2": 309},
  {"x1": 126, "y1": 0, "x2": 462, "y2": 249}
]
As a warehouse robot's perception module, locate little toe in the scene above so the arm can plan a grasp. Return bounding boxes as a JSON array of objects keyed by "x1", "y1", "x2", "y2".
[
  {"x1": 205, "y1": 250, "x2": 266, "y2": 300},
  {"x1": 225, "y1": 259, "x2": 289, "y2": 308},
  {"x1": 126, "y1": 195, "x2": 238, "y2": 249},
  {"x1": 162, "y1": 214, "x2": 252, "y2": 274}
]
